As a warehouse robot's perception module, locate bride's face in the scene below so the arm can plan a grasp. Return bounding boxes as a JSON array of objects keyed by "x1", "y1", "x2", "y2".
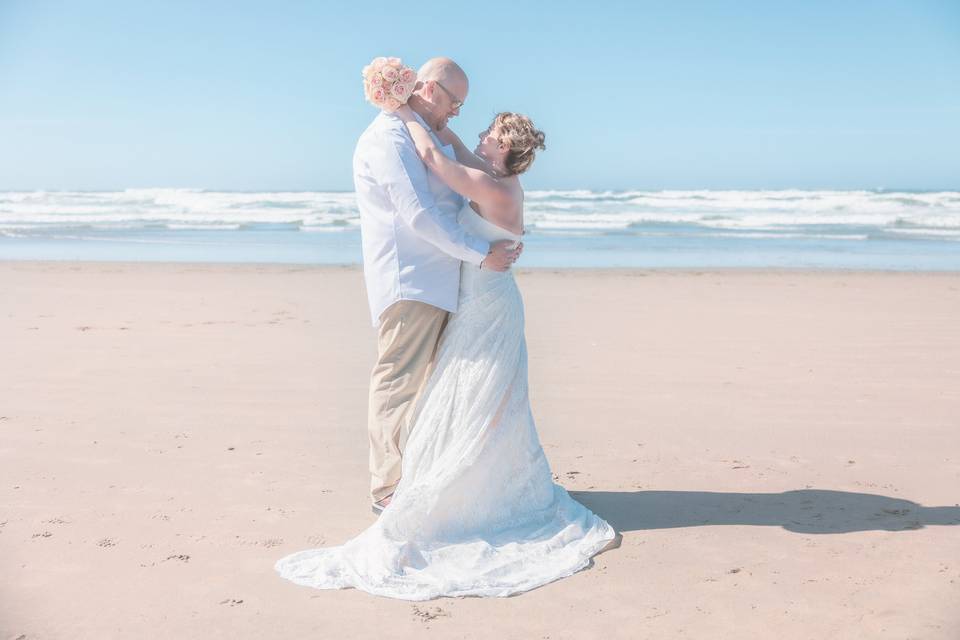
[{"x1": 475, "y1": 124, "x2": 507, "y2": 165}]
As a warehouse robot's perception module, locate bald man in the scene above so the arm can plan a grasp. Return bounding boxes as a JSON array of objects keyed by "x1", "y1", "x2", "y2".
[{"x1": 353, "y1": 57, "x2": 521, "y2": 514}]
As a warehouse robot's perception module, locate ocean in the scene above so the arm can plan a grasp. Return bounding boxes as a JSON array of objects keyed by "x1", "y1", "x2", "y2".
[{"x1": 1, "y1": 189, "x2": 958, "y2": 270}]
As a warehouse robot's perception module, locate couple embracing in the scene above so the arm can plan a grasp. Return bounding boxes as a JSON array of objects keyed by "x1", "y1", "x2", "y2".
[{"x1": 275, "y1": 57, "x2": 618, "y2": 600}]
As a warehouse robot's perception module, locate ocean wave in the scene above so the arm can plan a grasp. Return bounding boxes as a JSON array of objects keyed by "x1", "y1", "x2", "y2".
[
  {"x1": 883, "y1": 228, "x2": 960, "y2": 240},
  {"x1": 1, "y1": 189, "x2": 958, "y2": 240},
  {"x1": 167, "y1": 223, "x2": 243, "y2": 231}
]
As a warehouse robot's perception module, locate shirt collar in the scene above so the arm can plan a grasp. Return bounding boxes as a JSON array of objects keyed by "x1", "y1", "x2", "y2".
[
  {"x1": 384, "y1": 107, "x2": 446, "y2": 146},
  {"x1": 410, "y1": 109, "x2": 436, "y2": 136}
]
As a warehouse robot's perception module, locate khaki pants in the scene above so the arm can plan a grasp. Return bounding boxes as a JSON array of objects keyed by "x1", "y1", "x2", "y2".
[{"x1": 368, "y1": 300, "x2": 449, "y2": 503}]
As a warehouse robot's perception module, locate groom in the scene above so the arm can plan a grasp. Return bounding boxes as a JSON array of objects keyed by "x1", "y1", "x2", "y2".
[{"x1": 353, "y1": 57, "x2": 521, "y2": 514}]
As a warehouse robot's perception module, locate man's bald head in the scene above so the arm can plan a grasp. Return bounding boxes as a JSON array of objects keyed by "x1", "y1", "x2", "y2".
[
  {"x1": 411, "y1": 57, "x2": 469, "y2": 131},
  {"x1": 417, "y1": 57, "x2": 468, "y2": 88}
]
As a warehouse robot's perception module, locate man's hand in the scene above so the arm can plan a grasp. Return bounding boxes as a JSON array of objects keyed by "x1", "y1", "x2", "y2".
[{"x1": 480, "y1": 239, "x2": 521, "y2": 272}]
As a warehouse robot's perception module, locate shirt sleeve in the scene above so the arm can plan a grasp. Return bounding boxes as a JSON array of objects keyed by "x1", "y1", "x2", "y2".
[{"x1": 371, "y1": 126, "x2": 490, "y2": 265}]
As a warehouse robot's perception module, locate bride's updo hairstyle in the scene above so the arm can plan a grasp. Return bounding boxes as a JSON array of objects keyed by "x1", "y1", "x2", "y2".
[{"x1": 493, "y1": 112, "x2": 546, "y2": 175}]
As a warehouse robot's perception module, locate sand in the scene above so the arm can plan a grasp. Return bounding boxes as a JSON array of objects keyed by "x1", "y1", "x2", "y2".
[{"x1": 1, "y1": 261, "x2": 958, "y2": 639}]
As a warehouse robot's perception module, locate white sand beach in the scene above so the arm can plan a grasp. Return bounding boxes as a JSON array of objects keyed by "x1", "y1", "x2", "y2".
[{"x1": 1, "y1": 262, "x2": 958, "y2": 639}]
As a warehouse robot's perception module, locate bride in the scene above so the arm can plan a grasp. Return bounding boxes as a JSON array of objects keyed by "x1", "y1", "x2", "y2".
[{"x1": 274, "y1": 106, "x2": 619, "y2": 600}]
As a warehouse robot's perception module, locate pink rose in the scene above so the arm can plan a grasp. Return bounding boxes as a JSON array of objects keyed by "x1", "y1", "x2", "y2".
[
  {"x1": 391, "y1": 82, "x2": 408, "y2": 99},
  {"x1": 399, "y1": 68, "x2": 415, "y2": 83},
  {"x1": 382, "y1": 66, "x2": 399, "y2": 82},
  {"x1": 371, "y1": 87, "x2": 386, "y2": 104},
  {"x1": 386, "y1": 57, "x2": 401, "y2": 66},
  {"x1": 372, "y1": 57, "x2": 388, "y2": 69}
]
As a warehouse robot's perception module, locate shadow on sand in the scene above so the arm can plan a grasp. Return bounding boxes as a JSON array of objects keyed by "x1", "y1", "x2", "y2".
[{"x1": 569, "y1": 489, "x2": 960, "y2": 534}]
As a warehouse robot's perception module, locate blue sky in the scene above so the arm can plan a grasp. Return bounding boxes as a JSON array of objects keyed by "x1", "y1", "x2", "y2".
[{"x1": 1, "y1": 0, "x2": 958, "y2": 191}]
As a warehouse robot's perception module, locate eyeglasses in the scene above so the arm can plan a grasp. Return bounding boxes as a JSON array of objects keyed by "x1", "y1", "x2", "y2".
[{"x1": 434, "y1": 80, "x2": 464, "y2": 110}]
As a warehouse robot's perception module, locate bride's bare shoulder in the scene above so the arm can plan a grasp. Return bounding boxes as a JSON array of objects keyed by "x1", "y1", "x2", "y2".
[{"x1": 472, "y1": 187, "x2": 523, "y2": 236}]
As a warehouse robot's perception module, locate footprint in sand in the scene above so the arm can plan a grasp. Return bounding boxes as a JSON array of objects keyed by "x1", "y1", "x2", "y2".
[
  {"x1": 164, "y1": 554, "x2": 190, "y2": 563},
  {"x1": 97, "y1": 537, "x2": 117, "y2": 547},
  {"x1": 411, "y1": 605, "x2": 451, "y2": 622},
  {"x1": 219, "y1": 598, "x2": 243, "y2": 607}
]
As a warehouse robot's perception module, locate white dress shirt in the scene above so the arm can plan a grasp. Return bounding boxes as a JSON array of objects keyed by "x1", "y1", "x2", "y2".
[{"x1": 353, "y1": 110, "x2": 490, "y2": 326}]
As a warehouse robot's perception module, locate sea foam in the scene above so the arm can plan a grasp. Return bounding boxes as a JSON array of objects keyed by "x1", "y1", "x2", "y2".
[{"x1": 1, "y1": 189, "x2": 958, "y2": 240}]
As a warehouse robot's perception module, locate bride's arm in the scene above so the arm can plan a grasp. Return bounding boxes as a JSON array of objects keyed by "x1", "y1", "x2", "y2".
[
  {"x1": 395, "y1": 105, "x2": 512, "y2": 208},
  {"x1": 436, "y1": 126, "x2": 489, "y2": 172}
]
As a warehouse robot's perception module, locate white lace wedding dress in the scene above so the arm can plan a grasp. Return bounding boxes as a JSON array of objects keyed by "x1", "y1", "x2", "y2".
[{"x1": 274, "y1": 202, "x2": 617, "y2": 600}]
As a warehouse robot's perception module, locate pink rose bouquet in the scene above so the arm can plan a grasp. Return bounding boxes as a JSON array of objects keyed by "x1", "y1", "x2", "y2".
[{"x1": 362, "y1": 57, "x2": 417, "y2": 113}]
